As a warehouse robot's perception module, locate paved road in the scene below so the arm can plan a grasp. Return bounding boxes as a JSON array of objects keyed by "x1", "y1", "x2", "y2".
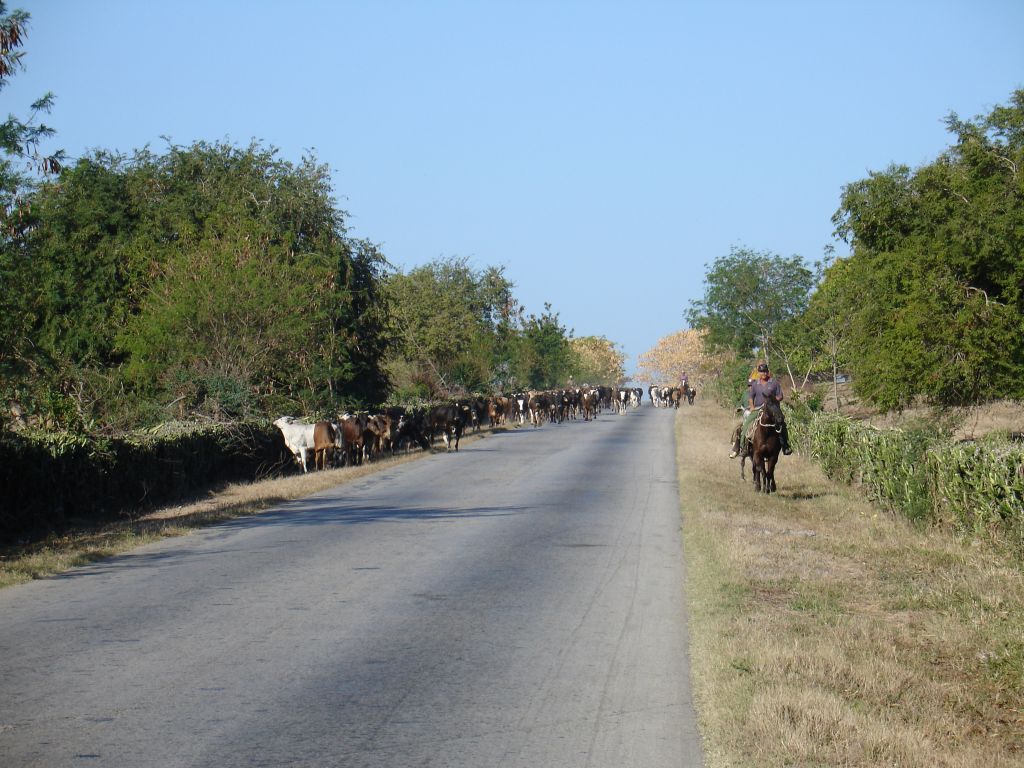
[{"x1": 0, "y1": 405, "x2": 703, "y2": 767}]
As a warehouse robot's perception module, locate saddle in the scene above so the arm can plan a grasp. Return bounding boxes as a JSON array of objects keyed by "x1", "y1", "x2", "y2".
[
  {"x1": 743, "y1": 404, "x2": 783, "y2": 446},
  {"x1": 741, "y1": 405, "x2": 763, "y2": 444}
]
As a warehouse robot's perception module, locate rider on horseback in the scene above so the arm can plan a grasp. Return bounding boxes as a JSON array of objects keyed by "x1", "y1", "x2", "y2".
[{"x1": 729, "y1": 362, "x2": 793, "y2": 457}]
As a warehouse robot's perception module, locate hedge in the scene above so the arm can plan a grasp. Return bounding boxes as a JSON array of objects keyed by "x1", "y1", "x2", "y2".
[{"x1": 0, "y1": 422, "x2": 291, "y2": 544}]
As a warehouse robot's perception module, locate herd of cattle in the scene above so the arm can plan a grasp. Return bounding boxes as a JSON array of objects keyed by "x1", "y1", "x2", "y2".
[{"x1": 274, "y1": 383, "x2": 697, "y2": 473}]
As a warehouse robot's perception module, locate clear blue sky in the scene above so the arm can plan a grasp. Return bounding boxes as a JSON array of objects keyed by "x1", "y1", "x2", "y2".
[{"x1": 6, "y1": 1, "x2": 1023, "y2": 378}]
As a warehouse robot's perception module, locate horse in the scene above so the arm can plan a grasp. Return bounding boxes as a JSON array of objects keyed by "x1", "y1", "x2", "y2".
[{"x1": 738, "y1": 399, "x2": 784, "y2": 493}]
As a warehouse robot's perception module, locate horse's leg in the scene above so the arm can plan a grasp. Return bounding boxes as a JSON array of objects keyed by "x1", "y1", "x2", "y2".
[
  {"x1": 752, "y1": 450, "x2": 762, "y2": 492},
  {"x1": 765, "y1": 451, "x2": 778, "y2": 493}
]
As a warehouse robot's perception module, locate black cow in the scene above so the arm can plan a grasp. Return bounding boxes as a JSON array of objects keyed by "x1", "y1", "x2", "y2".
[
  {"x1": 396, "y1": 408, "x2": 432, "y2": 452},
  {"x1": 427, "y1": 404, "x2": 467, "y2": 451}
]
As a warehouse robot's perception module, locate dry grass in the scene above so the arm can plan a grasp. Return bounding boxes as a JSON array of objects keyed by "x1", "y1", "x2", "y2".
[
  {"x1": 0, "y1": 429, "x2": 500, "y2": 589},
  {"x1": 677, "y1": 403, "x2": 1024, "y2": 767},
  {"x1": 826, "y1": 389, "x2": 1024, "y2": 441}
]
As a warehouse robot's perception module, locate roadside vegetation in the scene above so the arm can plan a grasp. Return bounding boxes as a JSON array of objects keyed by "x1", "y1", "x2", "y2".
[{"x1": 677, "y1": 403, "x2": 1023, "y2": 767}]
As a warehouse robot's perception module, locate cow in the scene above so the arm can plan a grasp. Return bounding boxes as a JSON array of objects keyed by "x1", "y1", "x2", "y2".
[
  {"x1": 649, "y1": 385, "x2": 662, "y2": 408},
  {"x1": 312, "y1": 420, "x2": 337, "y2": 471},
  {"x1": 396, "y1": 408, "x2": 432, "y2": 452},
  {"x1": 384, "y1": 406, "x2": 407, "y2": 455},
  {"x1": 470, "y1": 397, "x2": 488, "y2": 431},
  {"x1": 615, "y1": 388, "x2": 629, "y2": 414},
  {"x1": 488, "y1": 396, "x2": 508, "y2": 427},
  {"x1": 362, "y1": 413, "x2": 391, "y2": 461},
  {"x1": 427, "y1": 404, "x2": 466, "y2": 451},
  {"x1": 274, "y1": 416, "x2": 316, "y2": 473},
  {"x1": 527, "y1": 391, "x2": 549, "y2": 427},
  {"x1": 581, "y1": 388, "x2": 599, "y2": 421},
  {"x1": 512, "y1": 392, "x2": 528, "y2": 425},
  {"x1": 333, "y1": 413, "x2": 366, "y2": 467},
  {"x1": 454, "y1": 400, "x2": 480, "y2": 433}
]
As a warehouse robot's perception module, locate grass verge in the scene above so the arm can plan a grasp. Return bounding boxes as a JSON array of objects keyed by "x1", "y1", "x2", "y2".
[{"x1": 677, "y1": 403, "x2": 1024, "y2": 767}]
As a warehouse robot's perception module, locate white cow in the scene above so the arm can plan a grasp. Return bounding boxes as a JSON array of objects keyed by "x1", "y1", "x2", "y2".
[{"x1": 274, "y1": 416, "x2": 316, "y2": 473}]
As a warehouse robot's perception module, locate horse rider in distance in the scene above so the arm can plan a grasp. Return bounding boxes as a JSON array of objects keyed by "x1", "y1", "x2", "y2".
[{"x1": 729, "y1": 362, "x2": 793, "y2": 458}]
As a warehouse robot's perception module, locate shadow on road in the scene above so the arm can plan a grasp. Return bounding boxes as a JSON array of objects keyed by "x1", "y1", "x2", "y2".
[{"x1": 49, "y1": 503, "x2": 528, "y2": 579}]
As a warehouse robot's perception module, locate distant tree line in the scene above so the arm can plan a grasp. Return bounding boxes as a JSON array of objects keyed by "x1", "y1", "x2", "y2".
[{"x1": 683, "y1": 89, "x2": 1024, "y2": 412}]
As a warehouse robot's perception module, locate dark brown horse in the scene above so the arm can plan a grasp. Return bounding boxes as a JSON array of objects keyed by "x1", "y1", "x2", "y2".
[{"x1": 739, "y1": 399, "x2": 784, "y2": 493}]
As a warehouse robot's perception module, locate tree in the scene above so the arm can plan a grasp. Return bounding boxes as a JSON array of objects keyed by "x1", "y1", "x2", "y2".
[
  {"x1": 793, "y1": 257, "x2": 853, "y2": 410},
  {"x1": 519, "y1": 303, "x2": 573, "y2": 389},
  {"x1": 0, "y1": 2, "x2": 64, "y2": 414},
  {"x1": 385, "y1": 257, "x2": 517, "y2": 397},
  {"x1": 5, "y1": 140, "x2": 393, "y2": 427},
  {"x1": 635, "y1": 328, "x2": 731, "y2": 384},
  {"x1": 569, "y1": 336, "x2": 626, "y2": 386},
  {"x1": 332, "y1": 238, "x2": 392, "y2": 406},
  {"x1": 119, "y1": 141, "x2": 389, "y2": 418},
  {"x1": 685, "y1": 246, "x2": 815, "y2": 360},
  {"x1": 828, "y1": 90, "x2": 1024, "y2": 409},
  {"x1": 0, "y1": 2, "x2": 62, "y2": 228}
]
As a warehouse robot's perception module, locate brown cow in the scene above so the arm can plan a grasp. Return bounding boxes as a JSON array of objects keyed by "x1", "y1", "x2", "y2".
[
  {"x1": 334, "y1": 414, "x2": 365, "y2": 466},
  {"x1": 313, "y1": 421, "x2": 337, "y2": 471},
  {"x1": 581, "y1": 389, "x2": 599, "y2": 421},
  {"x1": 492, "y1": 396, "x2": 510, "y2": 426},
  {"x1": 362, "y1": 413, "x2": 391, "y2": 461}
]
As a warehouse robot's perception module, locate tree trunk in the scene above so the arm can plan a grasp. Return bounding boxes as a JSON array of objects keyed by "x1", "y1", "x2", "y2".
[{"x1": 833, "y1": 360, "x2": 840, "y2": 413}]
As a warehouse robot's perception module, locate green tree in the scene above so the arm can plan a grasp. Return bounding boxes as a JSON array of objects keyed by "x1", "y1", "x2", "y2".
[
  {"x1": 119, "y1": 141, "x2": 390, "y2": 419},
  {"x1": 0, "y1": 2, "x2": 65, "y2": 416},
  {"x1": 829, "y1": 90, "x2": 1024, "y2": 409},
  {"x1": 519, "y1": 303, "x2": 573, "y2": 389},
  {"x1": 331, "y1": 237, "x2": 392, "y2": 406},
  {"x1": 686, "y1": 245, "x2": 815, "y2": 359},
  {"x1": 5, "y1": 140, "x2": 393, "y2": 427},
  {"x1": 386, "y1": 257, "x2": 516, "y2": 397}
]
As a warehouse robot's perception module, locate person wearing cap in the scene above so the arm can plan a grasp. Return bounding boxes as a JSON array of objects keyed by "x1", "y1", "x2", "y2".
[
  {"x1": 736, "y1": 362, "x2": 762, "y2": 411},
  {"x1": 729, "y1": 362, "x2": 793, "y2": 457}
]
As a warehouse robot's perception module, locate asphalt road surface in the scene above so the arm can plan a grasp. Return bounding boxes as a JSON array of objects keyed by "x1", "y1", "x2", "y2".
[{"x1": 0, "y1": 404, "x2": 704, "y2": 767}]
